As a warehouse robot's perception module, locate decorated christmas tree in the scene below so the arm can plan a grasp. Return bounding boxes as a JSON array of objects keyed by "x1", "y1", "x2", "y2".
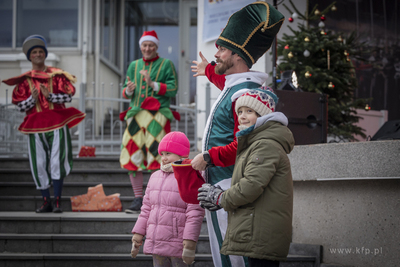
[{"x1": 276, "y1": 0, "x2": 370, "y2": 141}]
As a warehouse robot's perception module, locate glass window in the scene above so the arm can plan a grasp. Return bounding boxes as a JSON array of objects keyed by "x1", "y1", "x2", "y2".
[
  {"x1": 124, "y1": 0, "x2": 179, "y2": 72},
  {"x1": 124, "y1": 1, "x2": 199, "y2": 103},
  {"x1": 16, "y1": 0, "x2": 78, "y2": 47},
  {"x1": 123, "y1": 0, "x2": 179, "y2": 106},
  {"x1": 101, "y1": 0, "x2": 121, "y2": 66},
  {"x1": 0, "y1": 0, "x2": 13, "y2": 47}
]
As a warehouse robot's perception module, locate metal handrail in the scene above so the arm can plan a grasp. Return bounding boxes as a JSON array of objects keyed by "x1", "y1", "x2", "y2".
[
  {"x1": 75, "y1": 82, "x2": 198, "y2": 156},
  {"x1": 1, "y1": 82, "x2": 204, "y2": 157}
]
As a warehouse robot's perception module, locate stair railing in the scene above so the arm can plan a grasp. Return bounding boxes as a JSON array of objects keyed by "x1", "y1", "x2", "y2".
[
  {"x1": 0, "y1": 89, "x2": 29, "y2": 157},
  {"x1": 75, "y1": 82, "x2": 199, "y2": 157},
  {"x1": 0, "y1": 82, "x2": 208, "y2": 157}
]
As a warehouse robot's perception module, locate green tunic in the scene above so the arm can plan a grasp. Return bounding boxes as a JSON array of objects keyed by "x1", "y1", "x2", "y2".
[
  {"x1": 123, "y1": 56, "x2": 177, "y2": 111},
  {"x1": 120, "y1": 56, "x2": 178, "y2": 172}
]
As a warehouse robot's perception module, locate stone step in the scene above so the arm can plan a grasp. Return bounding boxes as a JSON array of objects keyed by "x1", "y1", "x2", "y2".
[
  {"x1": 281, "y1": 255, "x2": 319, "y2": 267},
  {"x1": 0, "y1": 253, "x2": 212, "y2": 267},
  {"x1": 0, "y1": 195, "x2": 140, "y2": 212},
  {"x1": 0, "y1": 157, "x2": 330, "y2": 267},
  {"x1": 0, "y1": 214, "x2": 321, "y2": 267},
  {"x1": 0, "y1": 181, "x2": 144, "y2": 197},
  {"x1": 320, "y1": 264, "x2": 355, "y2": 267},
  {"x1": 0, "y1": 233, "x2": 211, "y2": 254},
  {"x1": 0, "y1": 169, "x2": 150, "y2": 183},
  {"x1": 0, "y1": 212, "x2": 209, "y2": 235},
  {"x1": 0, "y1": 251, "x2": 319, "y2": 267},
  {"x1": 0, "y1": 157, "x2": 122, "y2": 170},
  {"x1": 0, "y1": 211, "x2": 211, "y2": 265},
  {"x1": 281, "y1": 243, "x2": 322, "y2": 267}
]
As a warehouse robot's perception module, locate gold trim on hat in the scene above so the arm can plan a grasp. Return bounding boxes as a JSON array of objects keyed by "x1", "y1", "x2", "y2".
[
  {"x1": 218, "y1": 2, "x2": 285, "y2": 65},
  {"x1": 218, "y1": 36, "x2": 255, "y2": 65}
]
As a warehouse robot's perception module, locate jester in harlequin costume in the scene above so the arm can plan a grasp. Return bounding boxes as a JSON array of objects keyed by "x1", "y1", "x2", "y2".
[
  {"x1": 190, "y1": 3, "x2": 285, "y2": 267},
  {"x1": 2, "y1": 35, "x2": 86, "y2": 213},
  {"x1": 119, "y1": 30, "x2": 178, "y2": 213}
]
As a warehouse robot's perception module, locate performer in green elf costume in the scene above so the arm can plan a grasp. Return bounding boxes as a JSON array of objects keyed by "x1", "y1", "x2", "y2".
[
  {"x1": 191, "y1": 2, "x2": 286, "y2": 267},
  {"x1": 120, "y1": 30, "x2": 178, "y2": 213}
]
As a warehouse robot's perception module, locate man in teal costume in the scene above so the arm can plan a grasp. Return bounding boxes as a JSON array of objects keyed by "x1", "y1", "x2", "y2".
[{"x1": 191, "y1": 2, "x2": 285, "y2": 267}]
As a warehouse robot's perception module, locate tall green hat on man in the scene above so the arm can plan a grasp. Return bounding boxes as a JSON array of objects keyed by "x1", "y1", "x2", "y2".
[{"x1": 216, "y1": 1, "x2": 285, "y2": 68}]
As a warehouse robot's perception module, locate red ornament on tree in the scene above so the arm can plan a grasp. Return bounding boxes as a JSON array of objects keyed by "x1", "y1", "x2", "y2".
[
  {"x1": 288, "y1": 17, "x2": 294, "y2": 23},
  {"x1": 284, "y1": 45, "x2": 290, "y2": 50},
  {"x1": 320, "y1": 15, "x2": 326, "y2": 21}
]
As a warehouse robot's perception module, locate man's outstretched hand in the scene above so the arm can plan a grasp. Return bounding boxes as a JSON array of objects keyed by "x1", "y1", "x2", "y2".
[{"x1": 191, "y1": 51, "x2": 209, "y2": 77}]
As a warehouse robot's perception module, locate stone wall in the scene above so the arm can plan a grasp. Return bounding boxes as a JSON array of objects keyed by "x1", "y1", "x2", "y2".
[{"x1": 289, "y1": 140, "x2": 399, "y2": 266}]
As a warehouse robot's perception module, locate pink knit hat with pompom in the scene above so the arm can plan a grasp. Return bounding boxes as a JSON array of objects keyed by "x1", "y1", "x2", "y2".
[{"x1": 158, "y1": 131, "x2": 190, "y2": 157}]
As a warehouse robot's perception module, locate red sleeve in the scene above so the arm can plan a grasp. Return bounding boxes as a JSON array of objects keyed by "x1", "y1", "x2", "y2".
[
  {"x1": 208, "y1": 101, "x2": 240, "y2": 167},
  {"x1": 157, "y1": 82, "x2": 167, "y2": 95},
  {"x1": 122, "y1": 87, "x2": 132, "y2": 99},
  {"x1": 54, "y1": 75, "x2": 76, "y2": 96},
  {"x1": 11, "y1": 79, "x2": 30, "y2": 104},
  {"x1": 205, "y1": 64, "x2": 226, "y2": 91}
]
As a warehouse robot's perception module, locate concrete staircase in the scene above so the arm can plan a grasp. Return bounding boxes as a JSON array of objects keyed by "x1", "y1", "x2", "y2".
[{"x1": 0, "y1": 157, "x2": 325, "y2": 266}]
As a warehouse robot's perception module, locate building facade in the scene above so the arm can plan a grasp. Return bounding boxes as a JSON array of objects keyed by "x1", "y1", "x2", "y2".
[{"x1": 0, "y1": 0, "x2": 398, "y2": 144}]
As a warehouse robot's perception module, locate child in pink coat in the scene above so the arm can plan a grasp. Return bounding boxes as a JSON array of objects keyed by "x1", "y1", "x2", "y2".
[{"x1": 131, "y1": 131, "x2": 205, "y2": 266}]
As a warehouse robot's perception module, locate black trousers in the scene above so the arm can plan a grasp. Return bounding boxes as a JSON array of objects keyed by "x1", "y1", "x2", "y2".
[{"x1": 248, "y1": 257, "x2": 280, "y2": 267}]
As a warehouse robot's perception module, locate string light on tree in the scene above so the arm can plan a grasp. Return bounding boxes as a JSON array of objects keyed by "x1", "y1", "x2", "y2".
[
  {"x1": 305, "y1": 71, "x2": 311, "y2": 78},
  {"x1": 365, "y1": 104, "x2": 371, "y2": 111},
  {"x1": 288, "y1": 51, "x2": 294, "y2": 58},
  {"x1": 331, "y1": 5, "x2": 337, "y2": 11},
  {"x1": 344, "y1": 50, "x2": 351, "y2": 61},
  {"x1": 314, "y1": 9, "x2": 321, "y2": 15},
  {"x1": 304, "y1": 36, "x2": 310, "y2": 42},
  {"x1": 337, "y1": 35, "x2": 343, "y2": 42},
  {"x1": 328, "y1": 82, "x2": 335, "y2": 88}
]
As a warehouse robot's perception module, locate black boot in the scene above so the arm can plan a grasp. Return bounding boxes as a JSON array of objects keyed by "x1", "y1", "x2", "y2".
[
  {"x1": 125, "y1": 197, "x2": 143, "y2": 213},
  {"x1": 36, "y1": 197, "x2": 53, "y2": 213},
  {"x1": 53, "y1": 196, "x2": 63, "y2": 213}
]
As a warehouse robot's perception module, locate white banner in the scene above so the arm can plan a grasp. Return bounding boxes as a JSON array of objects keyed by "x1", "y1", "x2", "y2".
[{"x1": 203, "y1": 0, "x2": 253, "y2": 43}]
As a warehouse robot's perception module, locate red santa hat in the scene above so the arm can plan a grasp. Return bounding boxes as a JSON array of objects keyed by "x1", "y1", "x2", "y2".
[
  {"x1": 171, "y1": 159, "x2": 205, "y2": 204},
  {"x1": 139, "y1": 30, "x2": 159, "y2": 47}
]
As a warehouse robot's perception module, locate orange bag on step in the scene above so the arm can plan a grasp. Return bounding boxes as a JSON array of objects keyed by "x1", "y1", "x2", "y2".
[{"x1": 70, "y1": 184, "x2": 122, "y2": 212}]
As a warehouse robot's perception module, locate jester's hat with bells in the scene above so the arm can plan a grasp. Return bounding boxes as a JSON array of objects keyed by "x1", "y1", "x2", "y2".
[{"x1": 216, "y1": 1, "x2": 285, "y2": 68}]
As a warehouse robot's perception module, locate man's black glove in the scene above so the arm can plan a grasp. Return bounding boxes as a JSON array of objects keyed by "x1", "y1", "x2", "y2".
[{"x1": 197, "y1": 183, "x2": 224, "y2": 211}]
